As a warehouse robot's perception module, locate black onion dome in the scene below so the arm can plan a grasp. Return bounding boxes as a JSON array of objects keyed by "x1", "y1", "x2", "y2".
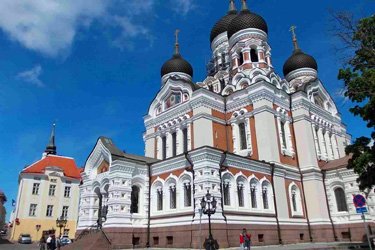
[
  {"x1": 210, "y1": 10, "x2": 238, "y2": 43},
  {"x1": 283, "y1": 49, "x2": 318, "y2": 76},
  {"x1": 227, "y1": 9, "x2": 268, "y2": 39},
  {"x1": 161, "y1": 54, "x2": 193, "y2": 77}
]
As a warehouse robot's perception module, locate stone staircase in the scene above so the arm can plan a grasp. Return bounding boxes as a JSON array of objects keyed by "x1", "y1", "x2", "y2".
[{"x1": 63, "y1": 225, "x2": 111, "y2": 250}]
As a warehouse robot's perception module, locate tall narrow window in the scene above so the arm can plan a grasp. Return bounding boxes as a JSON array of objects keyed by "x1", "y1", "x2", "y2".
[
  {"x1": 262, "y1": 185, "x2": 269, "y2": 209},
  {"x1": 49, "y1": 185, "x2": 56, "y2": 196},
  {"x1": 29, "y1": 204, "x2": 37, "y2": 216},
  {"x1": 183, "y1": 128, "x2": 188, "y2": 153},
  {"x1": 237, "y1": 184, "x2": 244, "y2": 207},
  {"x1": 131, "y1": 186, "x2": 140, "y2": 214},
  {"x1": 170, "y1": 185, "x2": 176, "y2": 209},
  {"x1": 251, "y1": 185, "x2": 257, "y2": 208},
  {"x1": 239, "y1": 123, "x2": 247, "y2": 150},
  {"x1": 62, "y1": 206, "x2": 69, "y2": 218},
  {"x1": 280, "y1": 121, "x2": 287, "y2": 149},
  {"x1": 250, "y1": 49, "x2": 259, "y2": 62},
  {"x1": 46, "y1": 205, "x2": 53, "y2": 217},
  {"x1": 292, "y1": 189, "x2": 297, "y2": 212},
  {"x1": 162, "y1": 136, "x2": 167, "y2": 160},
  {"x1": 223, "y1": 182, "x2": 230, "y2": 206},
  {"x1": 32, "y1": 183, "x2": 40, "y2": 195},
  {"x1": 157, "y1": 189, "x2": 163, "y2": 211},
  {"x1": 184, "y1": 183, "x2": 192, "y2": 207},
  {"x1": 172, "y1": 132, "x2": 177, "y2": 157},
  {"x1": 64, "y1": 186, "x2": 71, "y2": 198},
  {"x1": 238, "y1": 52, "x2": 244, "y2": 66},
  {"x1": 334, "y1": 188, "x2": 348, "y2": 212}
]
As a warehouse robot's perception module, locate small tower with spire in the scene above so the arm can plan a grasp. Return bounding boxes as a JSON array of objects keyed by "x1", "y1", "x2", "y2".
[{"x1": 44, "y1": 123, "x2": 57, "y2": 156}]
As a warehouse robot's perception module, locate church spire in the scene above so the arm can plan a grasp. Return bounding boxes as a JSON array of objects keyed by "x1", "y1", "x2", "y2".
[
  {"x1": 228, "y1": 0, "x2": 236, "y2": 13},
  {"x1": 45, "y1": 123, "x2": 56, "y2": 155},
  {"x1": 174, "y1": 29, "x2": 180, "y2": 55},
  {"x1": 289, "y1": 25, "x2": 299, "y2": 51}
]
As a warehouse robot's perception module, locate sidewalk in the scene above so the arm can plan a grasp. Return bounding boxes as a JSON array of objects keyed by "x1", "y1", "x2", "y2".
[{"x1": 138, "y1": 241, "x2": 369, "y2": 250}]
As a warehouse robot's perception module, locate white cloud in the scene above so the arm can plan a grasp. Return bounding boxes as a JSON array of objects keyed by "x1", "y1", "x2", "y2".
[
  {"x1": 0, "y1": 0, "x2": 108, "y2": 57},
  {"x1": 171, "y1": 0, "x2": 195, "y2": 15},
  {"x1": 0, "y1": 0, "x2": 194, "y2": 57},
  {"x1": 16, "y1": 65, "x2": 44, "y2": 87}
]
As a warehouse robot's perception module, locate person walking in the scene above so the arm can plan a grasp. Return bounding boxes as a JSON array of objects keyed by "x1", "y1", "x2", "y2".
[
  {"x1": 239, "y1": 228, "x2": 251, "y2": 250},
  {"x1": 39, "y1": 235, "x2": 46, "y2": 250}
]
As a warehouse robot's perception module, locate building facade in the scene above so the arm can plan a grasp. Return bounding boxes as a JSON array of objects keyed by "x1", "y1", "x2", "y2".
[
  {"x1": 0, "y1": 190, "x2": 6, "y2": 230},
  {"x1": 76, "y1": 1, "x2": 375, "y2": 248},
  {"x1": 11, "y1": 125, "x2": 81, "y2": 241}
]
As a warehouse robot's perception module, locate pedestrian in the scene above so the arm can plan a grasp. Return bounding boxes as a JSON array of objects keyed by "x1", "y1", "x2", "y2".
[
  {"x1": 39, "y1": 235, "x2": 46, "y2": 250},
  {"x1": 239, "y1": 228, "x2": 251, "y2": 250},
  {"x1": 47, "y1": 234, "x2": 57, "y2": 250}
]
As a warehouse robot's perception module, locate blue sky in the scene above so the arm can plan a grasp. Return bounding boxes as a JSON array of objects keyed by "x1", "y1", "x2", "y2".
[{"x1": 0, "y1": 0, "x2": 374, "y2": 221}]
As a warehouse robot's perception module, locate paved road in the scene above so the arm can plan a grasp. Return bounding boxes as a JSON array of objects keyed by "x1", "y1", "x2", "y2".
[{"x1": 0, "y1": 242, "x2": 39, "y2": 250}]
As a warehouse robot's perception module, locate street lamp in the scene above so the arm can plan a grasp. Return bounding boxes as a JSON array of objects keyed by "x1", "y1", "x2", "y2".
[
  {"x1": 56, "y1": 216, "x2": 67, "y2": 237},
  {"x1": 200, "y1": 190, "x2": 217, "y2": 250}
]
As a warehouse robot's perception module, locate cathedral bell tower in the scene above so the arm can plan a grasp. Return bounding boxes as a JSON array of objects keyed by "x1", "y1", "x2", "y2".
[{"x1": 227, "y1": 0, "x2": 272, "y2": 78}]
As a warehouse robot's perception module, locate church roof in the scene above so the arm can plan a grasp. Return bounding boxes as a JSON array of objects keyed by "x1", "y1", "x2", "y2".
[
  {"x1": 22, "y1": 155, "x2": 82, "y2": 180},
  {"x1": 321, "y1": 154, "x2": 352, "y2": 171},
  {"x1": 98, "y1": 137, "x2": 158, "y2": 164}
]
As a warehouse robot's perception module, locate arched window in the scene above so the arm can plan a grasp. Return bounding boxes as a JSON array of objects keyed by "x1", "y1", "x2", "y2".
[
  {"x1": 250, "y1": 179, "x2": 258, "y2": 209},
  {"x1": 130, "y1": 186, "x2": 140, "y2": 214},
  {"x1": 262, "y1": 182, "x2": 270, "y2": 209},
  {"x1": 280, "y1": 121, "x2": 287, "y2": 149},
  {"x1": 183, "y1": 182, "x2": 192, "y2": 207},
  {"x1": 237, "y1": 183, "x2": 244, "y2": 207},
  {"x1": 169, "y1": 185, "x2": 176, "y2": 209},
  {"x1": 239, "y1": 123, "x2": 247, "y2": 150},
  {"x1": 223, "y1": 180, "x2": 231, "y2": 206},
  {"x1": 291, "y1": 186, "x2": 297, "y2": 212},
  {"x1": 334, "y1": 188, "x2": 348, "y2": 212},
  {"x1": 250, "y1": 49, "x2": 259, "y2": 62},
  {"x1": 157, "y1": 188, "x2": 163, "y2": 211}
]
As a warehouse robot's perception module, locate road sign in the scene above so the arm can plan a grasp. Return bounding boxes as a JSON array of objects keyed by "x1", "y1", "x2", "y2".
[
  {"x1": 353, "y1": 194, "x2": 366, "y2": 208},
  {"x1": 356, "y1": 207, "x2": 368, "y2": 214}
]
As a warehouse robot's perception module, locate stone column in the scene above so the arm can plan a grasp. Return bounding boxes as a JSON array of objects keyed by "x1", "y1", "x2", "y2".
[
  {"x1": 324, "y1": 131, "x2": 334, "y2": 160},
  {"x1": 176, "y1": 127, "x2": 183, "y2": 155},
  {"x1": 331, "y1": 134, "x2": 340, "y2": 159},
  {"x1": 312, "y1": 124, "x2": 321, "y2": 158},
  {"x1": 156, "y1": 136, "x2": 162, "y2": 160},
  {"x1": 166, "y1": 132, "x2": 172, "y2": 158},
  {"x1": 317, "y1": 127, "x2": 327, "y2": 160}
]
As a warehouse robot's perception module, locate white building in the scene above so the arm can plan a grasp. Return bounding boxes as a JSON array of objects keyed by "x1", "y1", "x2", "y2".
[{"x1": 76, "y1": 1, "x2": 375, "y2": 248}]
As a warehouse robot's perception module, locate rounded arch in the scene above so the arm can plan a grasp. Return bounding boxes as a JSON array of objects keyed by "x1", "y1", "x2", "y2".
[
  {"x1": 222, "y1": 171, "x2": 235, "y2": 207},
  {"x1": 332, "y1": 186, "x2": 348, "y2": 212},
  {"x1": 261, "y1": 179, "x2": 273, "y2": 210},
  {"x1": 288, "y1": 182, "x2": 303, "y2": 216}
]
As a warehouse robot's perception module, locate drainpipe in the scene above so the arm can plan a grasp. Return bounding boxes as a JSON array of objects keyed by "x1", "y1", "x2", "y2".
[
  {"x1": 184, "y1": 152, "x2": 196, "y2": 248},
  {"x1": 289, "y1": 93, "x2": 313, "y2": 242},
  {"x1": 322, "y1": 170, "x2": 338, "y2": 241},
  {"x1": 270, "y1": 163, "x2": 282, "y2": 244},
  {"x1": 146, "y1": 163, "x2": 151, "y2": 248}
]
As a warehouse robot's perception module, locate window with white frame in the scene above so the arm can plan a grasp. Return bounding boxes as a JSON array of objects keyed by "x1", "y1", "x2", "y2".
[
  {"x1": 157, "y1": 188, "x2": 163, "y2": 211},
  {"x1": 169, "y1": 184, "x2": 176, "y2": 209},
  {"x1": 62, "y1": 206, "x2": 69, "y2": 218},
  {"x1": 64, "y1": 186, "x2": 71, "y2": 198},
  {"x1": 29, "y1": 204, "x2": 37, "y2": 216},
  {"x1": 49, "y1": 185, "x2": 56, "y2": 196},
  {"x1": 131, "y1": 185, "x2": 140, "y2": 214},
  {"x1": 237, "y1": 183, "x2": 244, "y2": 207},
  {"x1": 289, "y1": 184, "x2": 303, "y2": 216},
  {"x1": 276, "y1": 107, "x2": 294, "y2": 156},
  {"x1": 183, "y1": 128, "x2": 188, "y2": 153},
  {"x1": 32, "y1": 183, "x2": 40, "y2": 195},
  {"x1": 231, "y1": 109, "x2": 252, "y2": 156},
  {"x1": 223, "y1": 181, "x2": 231, "y2": 206},
  {"x1": 183, "y1": 182, "x2": 192, "y2": 207},
  {"x1": 46, "y1": 205, "x2": 53, "y2": 217},
  {"x1": 250, "y1": 179, "x2": 258, "y2": 209},
  {"x1": 162, "y1": 136, "x2": 167, "y2": 160},
  {"x1": 262, "y1": 181, "x2": 272, "y2": 210},
  {"x1": 334, "y1": 187, "x2": 348, "y2": 212}
]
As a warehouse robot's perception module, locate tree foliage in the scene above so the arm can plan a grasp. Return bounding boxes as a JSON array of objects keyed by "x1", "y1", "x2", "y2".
[{"x1": 335, "y1": 13, "x2": 375, "y2": 192}]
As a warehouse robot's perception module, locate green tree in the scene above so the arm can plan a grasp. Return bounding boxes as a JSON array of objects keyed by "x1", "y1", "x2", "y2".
[{"x1": 335, "y1": 13, "x2": 375, "y2": 192}]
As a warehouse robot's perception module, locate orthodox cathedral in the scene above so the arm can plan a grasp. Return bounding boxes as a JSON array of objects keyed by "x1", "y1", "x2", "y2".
[{"x1": 76, "y1": 0, "x2": 375, "y2": 248}]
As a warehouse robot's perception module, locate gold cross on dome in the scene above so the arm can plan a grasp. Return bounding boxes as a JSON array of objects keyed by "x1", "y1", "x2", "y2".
[
  {"x1": 175, "y1": 29, "x2": 180, "y2": 44},
  {"x1": 289, "y1": 25, "x2": 297, "y2": 39}
]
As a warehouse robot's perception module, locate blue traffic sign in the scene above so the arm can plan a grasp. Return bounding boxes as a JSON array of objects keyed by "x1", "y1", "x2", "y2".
[
  {"x1": 353, "y1": 194, "x2": 366, "y2": 208},
  {"x1": 356, "y1": 207, "x2": 368, "y2": 214}
]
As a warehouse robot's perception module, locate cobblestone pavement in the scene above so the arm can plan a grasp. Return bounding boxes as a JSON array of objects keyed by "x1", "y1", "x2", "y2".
[{"x1": 0, "y1": 242, "x2": 39, "y2": 250}]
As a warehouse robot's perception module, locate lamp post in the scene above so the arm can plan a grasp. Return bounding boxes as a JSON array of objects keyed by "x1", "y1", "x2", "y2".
[
  {"x1": 200, "y1": 190, "x2": 217, "y2": 250},
  {"x1": 56, "y1": 216, "x2": 67, "y2": 237}
]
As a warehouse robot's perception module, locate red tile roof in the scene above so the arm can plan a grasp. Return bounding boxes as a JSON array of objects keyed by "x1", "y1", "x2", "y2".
[
  {"x1": 22, "y1": 155, "x2": 81, "y2": 180},
  {"x1": 321, "y1": 154, "x2": 352, "y2": 171}
]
